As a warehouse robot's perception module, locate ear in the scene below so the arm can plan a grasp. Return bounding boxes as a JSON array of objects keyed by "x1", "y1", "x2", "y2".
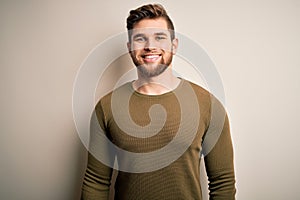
[
  {"x1": 171, "y1": 38, "x2": 178, "y2": 55},
  {"x1": 127, "y1": 42, "x2": 131, "y2": 53}
]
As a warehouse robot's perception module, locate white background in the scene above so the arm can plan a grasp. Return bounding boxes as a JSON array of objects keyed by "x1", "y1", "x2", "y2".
[{"x1": 1, "y1": 0, "x2": 299, "y2": 199}]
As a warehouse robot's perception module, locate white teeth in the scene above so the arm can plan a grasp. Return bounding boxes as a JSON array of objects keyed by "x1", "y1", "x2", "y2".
[{"x1": 145, "y1": 55, "x2": 159, "y2": 59}]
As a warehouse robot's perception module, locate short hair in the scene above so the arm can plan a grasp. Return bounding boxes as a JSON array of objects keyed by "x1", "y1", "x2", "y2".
[{"x1": 126, "y1": 4, "x2": 175, "y2": 41}]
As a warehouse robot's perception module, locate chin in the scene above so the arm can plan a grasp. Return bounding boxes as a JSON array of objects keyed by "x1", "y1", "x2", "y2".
[{"x1": 137, "y1": 64, "x2": 169, "y2": 77}]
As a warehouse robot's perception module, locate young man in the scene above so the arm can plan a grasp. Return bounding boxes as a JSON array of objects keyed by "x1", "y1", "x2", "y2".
[{"x1": 81, "y1": 4, "x2": 236, "y2": 199}]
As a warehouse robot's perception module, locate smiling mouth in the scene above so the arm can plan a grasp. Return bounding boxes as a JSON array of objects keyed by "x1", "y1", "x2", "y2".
[{"x1": 142, "y1": 54, "x2": 162, "y2": 62}]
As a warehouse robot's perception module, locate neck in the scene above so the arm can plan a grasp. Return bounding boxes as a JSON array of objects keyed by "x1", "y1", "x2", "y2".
[{"x1": 133, "y1": 67, "x2": 181, "y2": 95}]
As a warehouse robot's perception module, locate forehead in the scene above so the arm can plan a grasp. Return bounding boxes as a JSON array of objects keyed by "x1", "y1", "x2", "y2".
[
  {"x1": 133, "y1": 17, "x2": 168, "y2": 29},
  {"x1": 131, "y1": 18, "x2": 169, "y2": 36}
]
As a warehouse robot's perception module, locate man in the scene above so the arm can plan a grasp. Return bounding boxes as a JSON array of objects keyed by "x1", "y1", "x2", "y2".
[{"x1": 81, "y1": 4, "x2": 236, "y2": 199}]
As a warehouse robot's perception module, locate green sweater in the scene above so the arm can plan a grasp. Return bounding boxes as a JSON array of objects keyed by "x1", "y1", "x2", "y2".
[{"x1": 81, "y1": 79, "x2": 236, "y2": 199}]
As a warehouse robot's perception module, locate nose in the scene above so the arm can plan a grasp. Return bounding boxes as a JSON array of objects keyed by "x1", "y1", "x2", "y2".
[{"x1": 144, "y1": 38, "x2": 157, "y2": 50}]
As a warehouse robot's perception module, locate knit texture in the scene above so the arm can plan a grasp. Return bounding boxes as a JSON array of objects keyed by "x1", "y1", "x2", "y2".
[{"x1": 81, "y1": 79, "x2": 236, "y2": 200}]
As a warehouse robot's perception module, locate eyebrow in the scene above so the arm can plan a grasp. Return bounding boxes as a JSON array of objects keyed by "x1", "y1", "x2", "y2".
[
  {"x1": 154, "y1": 32, "x2": 168, "y2": 36},
  {"x1": 132, "y1": 33, "x2": 145, "y2": 39}
]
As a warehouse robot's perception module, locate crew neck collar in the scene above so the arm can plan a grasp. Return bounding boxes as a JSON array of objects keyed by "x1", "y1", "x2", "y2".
[{"x1": 129, "y1": 78, "x2": 185, "y2": 98}]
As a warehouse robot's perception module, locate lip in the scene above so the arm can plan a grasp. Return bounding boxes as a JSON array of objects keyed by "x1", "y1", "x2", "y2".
[{"x1": 142, "y1": 54, "x2": 162, "y2": 63}]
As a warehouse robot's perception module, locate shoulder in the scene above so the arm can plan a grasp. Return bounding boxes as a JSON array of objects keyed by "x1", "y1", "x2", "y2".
[
  {"x1": 95, "y1": 82, "x2": 133, "y2": 110},
  {"x1": 183, "y1": 79, "x2": 210, "y2": 96},
  {"x1": 181, "y1": 79, "x2": 213, "y2": 104},
  {"x1": 182, "y1": 79, "x2": 226, "y2": 113}
]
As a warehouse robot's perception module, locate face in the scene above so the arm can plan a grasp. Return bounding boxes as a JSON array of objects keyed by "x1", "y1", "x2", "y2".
[{"x1": 127, "y1": 18, "x2": 178, "y2": 78}]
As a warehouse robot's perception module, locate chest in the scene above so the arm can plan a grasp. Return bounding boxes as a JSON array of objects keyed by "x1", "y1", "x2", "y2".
[{"x1": 106, "y1": 97, "x2": 206, "y2": 154}]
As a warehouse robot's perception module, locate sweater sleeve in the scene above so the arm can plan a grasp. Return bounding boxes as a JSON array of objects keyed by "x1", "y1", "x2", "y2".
[
  {"x1": 202, "y1": 97, "x2": 236, "y2": 200},
  {"x1": 81, "y1": 101, "x2": 114, "y2": 200},
  {"x1": 81, "y1": 153, "x2": 113, "y2": 200}
]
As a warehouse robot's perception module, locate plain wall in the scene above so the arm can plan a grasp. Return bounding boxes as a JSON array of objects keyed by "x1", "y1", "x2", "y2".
[{"x1": 1, "y1": 0, "x2": 299, "y2": 199}]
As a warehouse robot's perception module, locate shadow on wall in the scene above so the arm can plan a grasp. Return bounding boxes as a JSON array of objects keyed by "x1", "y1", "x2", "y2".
[
  {"x1": 95, "y1": 53, "x2": 136, "y2": 101},
  {"x1": 75, "y1": 54, "x2": 135, "y2": 199}
]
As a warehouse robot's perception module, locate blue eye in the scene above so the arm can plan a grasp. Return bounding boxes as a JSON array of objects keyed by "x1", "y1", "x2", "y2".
[
  {"x1": 134, "y1": 37, "x2": 146, "y2": 42},
  {"x1": 156, "y1": 36, "x2": 166, "y2": 40}
]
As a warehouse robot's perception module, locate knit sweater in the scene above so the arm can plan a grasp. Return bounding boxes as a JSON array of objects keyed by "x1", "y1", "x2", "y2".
[{"x1": 81, "y1": 79, "x2": 236, "y2": 200}]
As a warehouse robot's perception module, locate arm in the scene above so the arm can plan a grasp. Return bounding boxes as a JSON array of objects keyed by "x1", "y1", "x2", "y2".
[
  {"x1": 202, "y1": 97, "x2": 236, "y2": 200},
  {"x1": 81, "y1": 153, "x2": 113, "y2": 200},
  {"x1": 81, "y1": 102, "x2": 115, "y2": 199}
]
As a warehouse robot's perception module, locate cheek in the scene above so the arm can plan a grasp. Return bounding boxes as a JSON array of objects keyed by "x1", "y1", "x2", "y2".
[
  {"x1": 130, "y1": 50, "x2": 138, "y2": 57},
  {"x1": 160, "y1": 43, "x2": 173, "y2": 53},
  {"x1": 129, "y1": 51, "x2": 138, "y2": 61},
  {"x1": 131, "y1": 43, "x2": 144, "y2": 51}
]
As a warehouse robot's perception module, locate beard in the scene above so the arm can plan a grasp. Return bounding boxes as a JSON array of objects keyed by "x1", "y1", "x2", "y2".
[
  {"x1": 137, "y1": 63, "x2": 169, "y2": 77},
  {"x1": 131, "y1": 52, "x2": 173, "y2": 78}
]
